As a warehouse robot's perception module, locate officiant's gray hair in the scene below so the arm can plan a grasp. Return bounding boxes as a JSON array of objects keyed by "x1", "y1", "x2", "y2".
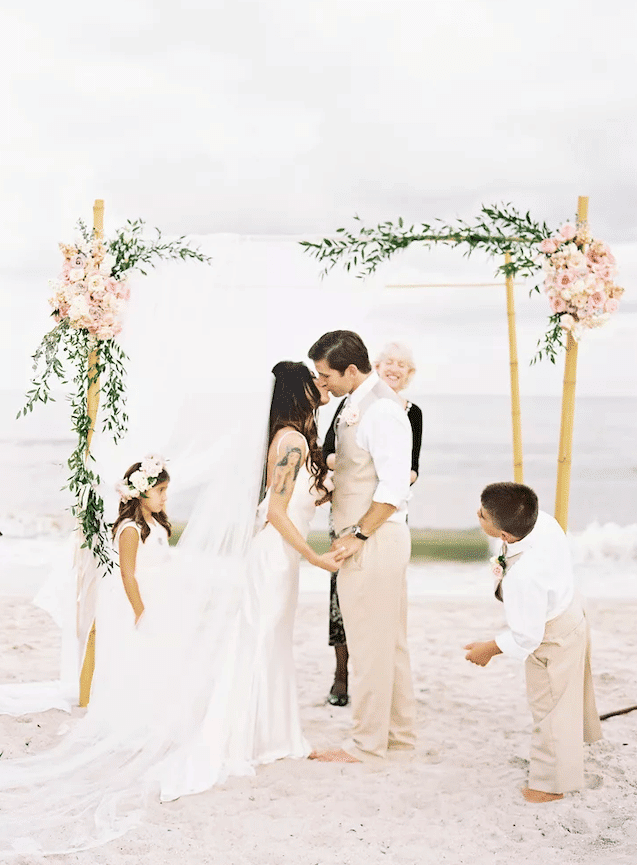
[
  {"x1": 309, "y1": 330, "x2": 372, "y2": 374},
  {"x1": 374, "y1": 341, "x2": 416, "y2": 385}
]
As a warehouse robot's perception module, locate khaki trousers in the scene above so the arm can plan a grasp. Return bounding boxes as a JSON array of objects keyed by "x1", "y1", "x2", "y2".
[
  {"x1": 337, "y1": 521, "x2": 415, "y2": 760},
  {"x1": 525, "y1": 595, "x2": 603, "y2": 793}
]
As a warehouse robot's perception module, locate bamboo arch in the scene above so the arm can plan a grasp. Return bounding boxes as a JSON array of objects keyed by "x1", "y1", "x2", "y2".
[{"x1": 386, "y1": 250, "x2": 524, "y2": 485}]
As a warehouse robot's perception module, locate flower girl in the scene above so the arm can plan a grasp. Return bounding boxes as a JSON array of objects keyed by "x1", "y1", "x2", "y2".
[{"x1": 87, "y1": 455, "x2": 176, "y2": 730}]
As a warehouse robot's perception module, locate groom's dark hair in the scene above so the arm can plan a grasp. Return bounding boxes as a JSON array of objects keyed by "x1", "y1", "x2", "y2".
[{"x1": 308, "y1": 330, "x2": 372, "y2": 374}]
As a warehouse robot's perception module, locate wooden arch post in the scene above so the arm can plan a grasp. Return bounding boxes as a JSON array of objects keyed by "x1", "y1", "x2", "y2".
[
  {"x1": 78, "y1": 198, "x2": 104, "y2": 707},
  {"x1": 386, "y1": 266, "x2": 524, "y2": 483},
  {"x1": 504, "y1": 252, "x2": 523, "y2": 483},
  {"x1": 554, "y1": 195, "x2": 588, "y2": 531}
]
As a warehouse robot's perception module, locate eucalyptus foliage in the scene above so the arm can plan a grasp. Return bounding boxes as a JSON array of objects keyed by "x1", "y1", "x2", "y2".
[
  {"x1": 20, "y1": 220, "x2": 210, "y2": 570},
  {"x1": 300, "y1": 204, "x2": 566, "y2": 363}
]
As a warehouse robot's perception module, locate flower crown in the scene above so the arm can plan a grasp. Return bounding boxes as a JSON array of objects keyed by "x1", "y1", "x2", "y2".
[{"x1": 116, "y1": 454, "x2": 167, "y2": 502}]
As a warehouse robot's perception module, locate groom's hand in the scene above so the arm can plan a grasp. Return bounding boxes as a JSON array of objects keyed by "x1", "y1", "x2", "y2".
[{"x1": 330, "y1": 534, "x2": 363, "y2": 562}]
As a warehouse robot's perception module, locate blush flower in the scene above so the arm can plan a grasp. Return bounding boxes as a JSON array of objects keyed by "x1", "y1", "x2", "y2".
[
  {"x1": 341, "y1": 405, "x2": 360, "y2": 426},
  {"x1": 559, "y1": 223, "x2": 577, "y2": 240},
  {"x1": 539, "y1": 238, "x2": 558, "y2": 254}
]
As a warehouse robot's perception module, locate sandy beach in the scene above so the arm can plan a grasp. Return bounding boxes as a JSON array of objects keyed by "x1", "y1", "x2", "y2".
[{"x1": 1, "y1": 544, "x2": 637, "y2": 865}]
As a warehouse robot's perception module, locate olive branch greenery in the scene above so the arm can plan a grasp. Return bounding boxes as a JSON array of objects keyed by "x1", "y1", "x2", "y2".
[
  {"x1": 19, "y1": 219, "x2": 211, "y2": 571},
  {"x1": 300, "y1": 203, "x2": 566, "y2": 364}
]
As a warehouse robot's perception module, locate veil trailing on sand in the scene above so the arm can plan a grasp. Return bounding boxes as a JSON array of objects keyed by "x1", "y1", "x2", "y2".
[{"x1": 0, "y1": 246, "x2": 301, "y2": 854}]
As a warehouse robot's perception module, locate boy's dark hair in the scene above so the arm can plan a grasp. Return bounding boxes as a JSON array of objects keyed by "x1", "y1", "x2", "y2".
[
  {"x1": 481, "y1": 482, "x2": 539, "y2": 540},
  {"x1": 308, "y1": 330, "x2": 372, "y2": 374}
]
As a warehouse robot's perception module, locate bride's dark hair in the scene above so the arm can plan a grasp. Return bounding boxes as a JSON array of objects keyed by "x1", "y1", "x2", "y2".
[{"x1": 268, "y1": 361, "x2": 328, "y2": 497}]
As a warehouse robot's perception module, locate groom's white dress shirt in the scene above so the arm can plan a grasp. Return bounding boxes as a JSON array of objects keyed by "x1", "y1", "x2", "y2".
[
  {"x1": 340, "y1": 372, "x2": 411, "y2": 525},
  {"x1": 495, "y1": 510, "x2": 575, "y2": 661}
]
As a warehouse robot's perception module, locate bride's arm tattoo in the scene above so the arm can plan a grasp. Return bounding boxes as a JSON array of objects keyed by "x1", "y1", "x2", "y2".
[{"x1": 273, "y1": 446, "x2": 303, "y2": 494}]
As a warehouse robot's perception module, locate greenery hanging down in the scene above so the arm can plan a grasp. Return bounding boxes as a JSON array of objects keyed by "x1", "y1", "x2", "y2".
[
  {"x1": 20, "y1": 219, "x2": 211, "y2": 570},
  {"x1": 300, "y1": 204, "x2": 568, "y2": 363}
]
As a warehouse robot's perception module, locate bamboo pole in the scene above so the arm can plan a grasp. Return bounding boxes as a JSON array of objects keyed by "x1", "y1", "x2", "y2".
[
  {"x1": 554, "y1": 196, "x2": 588, "y2": 532},
  {"x1": 504, "y1": 252, "x2": 523, "y2": 483},
  {"x1": 78, "y1": 198, "x2": 104, "y2": 707}
]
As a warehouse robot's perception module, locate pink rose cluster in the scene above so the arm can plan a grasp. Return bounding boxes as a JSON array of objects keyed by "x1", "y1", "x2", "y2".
[
  {"x1": 538, "y1": 224, "x2": 624, "y2": 340},
  {"x1": 49, "y1": 238, "x2": 130, "y2": 340}
]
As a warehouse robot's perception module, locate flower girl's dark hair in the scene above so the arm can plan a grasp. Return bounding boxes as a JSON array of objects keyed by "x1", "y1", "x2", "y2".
[
  {"x1": 111, "y1": 462, "x2": 172, "y2": 543},
  {"x1": 268, "y1": 361, "x2": 328, "y2": 498}
]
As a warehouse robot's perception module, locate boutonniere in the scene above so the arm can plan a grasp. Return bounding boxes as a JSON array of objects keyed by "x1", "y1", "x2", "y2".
[
  {"x1": 490, "y1": 553, "x2": 507, "y2": 579},
  {"x1": 341, "y1": 404, "x2": 360, "y2": 426}
]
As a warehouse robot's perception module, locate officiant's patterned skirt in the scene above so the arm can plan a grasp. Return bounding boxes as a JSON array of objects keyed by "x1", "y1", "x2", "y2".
[{"x1": 329, "y1": 572, "x2": 347, "y2": 646}]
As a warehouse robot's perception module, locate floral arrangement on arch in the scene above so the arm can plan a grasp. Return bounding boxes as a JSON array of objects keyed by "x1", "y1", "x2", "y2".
[
  {"x1": 299, "y1": 204, "x2": 625, "y2": 364},
  {"x1": 52, "y1": 236, "x2": 130, "y2": 340},
  {"x1": 538, "y1": 222, "x2": 624, "y2": 346},
  {"x1": 20, "y1": 218, "x2": 210, "y2": 569}
]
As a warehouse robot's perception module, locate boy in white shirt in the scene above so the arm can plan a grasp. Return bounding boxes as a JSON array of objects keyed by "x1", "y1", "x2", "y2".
[{"x1": 465, "y1": 482, "x2": 602, "y2": 802}]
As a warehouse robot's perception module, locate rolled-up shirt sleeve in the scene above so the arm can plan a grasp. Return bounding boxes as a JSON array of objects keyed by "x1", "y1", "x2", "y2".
[
  {"x1": 357, "y1": 401, "x2": 411, "y2": 507},
  {"x1": 495, "y1": 563, "x2": 549, "y2": 661}
]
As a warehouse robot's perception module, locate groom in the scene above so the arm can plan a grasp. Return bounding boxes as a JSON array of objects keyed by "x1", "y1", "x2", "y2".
[{"x1": 308, "y1": 330, "x2": 416, "y2": 762}]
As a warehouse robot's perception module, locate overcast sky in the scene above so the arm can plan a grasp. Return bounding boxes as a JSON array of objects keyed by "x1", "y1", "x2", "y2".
[
  {"x1": 2, "y1": 0, "x2": 636, "y2": 408},
  {"x1": 2, "y1": 0, "x2": 637, "y2": 270}
]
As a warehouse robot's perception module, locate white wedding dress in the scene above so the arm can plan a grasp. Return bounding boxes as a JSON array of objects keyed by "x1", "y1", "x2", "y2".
[{"x1": 0, "y1": 445, "x2": 318, "y2": 855}]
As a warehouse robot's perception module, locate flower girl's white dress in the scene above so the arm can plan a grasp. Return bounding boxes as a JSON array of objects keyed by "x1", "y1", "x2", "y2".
[{"x1": 0, "y1": 451, "x2": 317, "y2": 855}]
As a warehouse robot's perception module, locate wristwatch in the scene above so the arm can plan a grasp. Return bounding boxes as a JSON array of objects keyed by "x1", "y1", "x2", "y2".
[{"x1": 351, "y1": 524, "x2": 369, "y2": 541}]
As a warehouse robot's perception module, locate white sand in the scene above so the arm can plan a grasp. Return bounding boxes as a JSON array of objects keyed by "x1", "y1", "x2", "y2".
[{"x1": 1, "y1": 548, "x2": 637, "y2": 864}]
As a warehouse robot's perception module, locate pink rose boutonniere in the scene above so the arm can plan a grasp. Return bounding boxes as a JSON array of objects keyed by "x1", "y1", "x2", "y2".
[
  {"x1": 490, "y1": 553, "x2": 507, "y2": 579},
  {"x1": 341, "y1": 404, "x2": 360, "y2": 426}
]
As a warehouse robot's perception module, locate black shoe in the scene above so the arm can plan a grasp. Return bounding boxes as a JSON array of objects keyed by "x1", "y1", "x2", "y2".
[{"x1": 327, "y1": 684, "x2": 349, "y2": 707}]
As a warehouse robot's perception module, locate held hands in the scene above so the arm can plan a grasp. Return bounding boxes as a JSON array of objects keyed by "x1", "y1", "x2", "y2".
[
  {"x1": 463, "y1": 640, "x2": 501, "y2": 667},
  {"x1": 329, "y1": 534, "x2": 363, "y2": 563},
  {"x1": 313, "y1": 550, "x2": 345, "y2": 572},
  {"x1": 312, "y1": 534, "x2": 364, "y2": 571}
]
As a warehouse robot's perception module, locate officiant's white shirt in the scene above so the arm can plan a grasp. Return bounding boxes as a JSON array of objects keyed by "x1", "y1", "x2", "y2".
[
  {"x1": 341, "y1": 371, "x2": 411, "y2": 524},
  {"x1": 495, "y1": 510, "x2": 575, "y2": 661}
]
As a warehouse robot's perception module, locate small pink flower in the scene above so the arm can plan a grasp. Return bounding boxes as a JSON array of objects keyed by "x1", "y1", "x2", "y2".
[
  {"x1": 549, "y1": 296, "x2": 567, "y2": 313},
  {"x1": 605, "y1": 298, "x2": 619, "y2": 313},
  {"x1": 492, "y1": 564, "x2": 504, "y2": 578},
  {"x1": 539, "y1": 238, "x2": 558, "y2": 254},
  {"x1": 559, "y1": 223, "x2": 577, "y2": 241},
  {"x1": 115, "y1": 479, "x2": 138, "y2": 501},
  {"x1": 557, "y1": 271, "x2": 573, "y2": 287},
  {"x1": 341, "y1": 405, "x2": 360, "y2": 426},
  {"x1": 590, "y1": 291, "x2": 607, "y2": 308}
]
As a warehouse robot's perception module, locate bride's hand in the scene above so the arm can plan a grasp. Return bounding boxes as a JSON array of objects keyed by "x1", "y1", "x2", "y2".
[{"x1": 312, "y1": 550, "x2": 344, "y2": 572}]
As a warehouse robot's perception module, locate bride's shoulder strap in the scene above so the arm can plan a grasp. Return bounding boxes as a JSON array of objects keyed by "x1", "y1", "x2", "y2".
[{"x1": 275, "y1": 429, "x2": 308, "y2": 455}]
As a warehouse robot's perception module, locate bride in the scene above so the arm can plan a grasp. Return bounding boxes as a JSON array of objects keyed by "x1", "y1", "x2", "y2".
[{"x1": 0, "y1": 360, "x2": 341, "y2": 856}]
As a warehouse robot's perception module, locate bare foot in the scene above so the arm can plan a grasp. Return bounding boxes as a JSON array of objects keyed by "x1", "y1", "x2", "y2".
[
  {"x1": 308, "y1": 748, "x2": 361, "y2": 763},
  {"x1": 521, "y1": 787, "x2": 564, "y2": 803}
]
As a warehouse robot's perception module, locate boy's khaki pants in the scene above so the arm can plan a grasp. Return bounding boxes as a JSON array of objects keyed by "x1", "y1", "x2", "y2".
[{"x1": 525, "y1": 595, "x2": 603, "y2": 793}]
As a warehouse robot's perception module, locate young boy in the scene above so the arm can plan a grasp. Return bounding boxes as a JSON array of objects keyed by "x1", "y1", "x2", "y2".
[{"x1": 465, "y1": 482, "x2": 602, "y2": 803}]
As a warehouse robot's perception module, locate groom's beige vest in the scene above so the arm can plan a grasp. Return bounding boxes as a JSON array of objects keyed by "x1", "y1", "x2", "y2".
[{"x1": 331, "y1": 378, "x2": 405, "y2": 536}]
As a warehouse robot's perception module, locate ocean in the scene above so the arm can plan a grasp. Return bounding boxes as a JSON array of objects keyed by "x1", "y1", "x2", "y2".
[{"x1": 1, "y1": 390, "x2": 635, "y2": 533}]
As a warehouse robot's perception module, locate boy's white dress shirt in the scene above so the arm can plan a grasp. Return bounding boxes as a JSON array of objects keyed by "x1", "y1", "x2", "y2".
[{"x1": 495, "y1": 510, "x2": 575, "y2": 661}]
